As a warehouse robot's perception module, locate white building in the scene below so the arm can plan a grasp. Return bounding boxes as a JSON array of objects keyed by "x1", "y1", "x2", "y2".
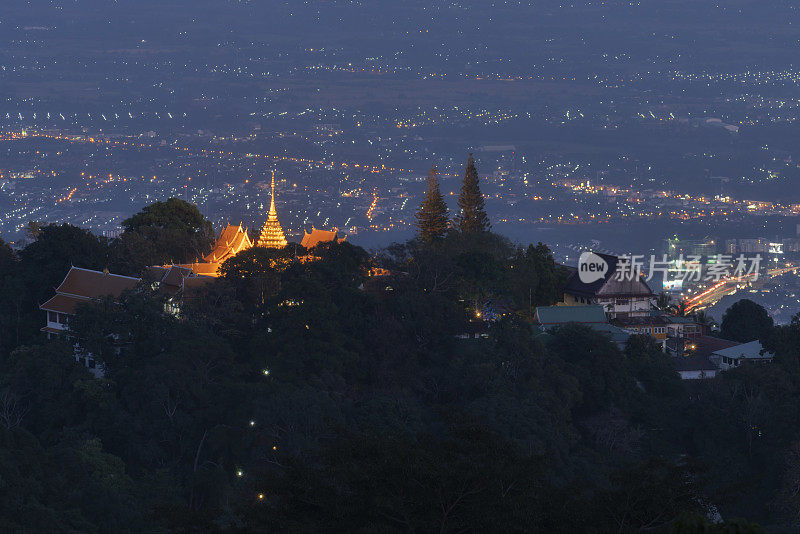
[
  {"x1": 710, "y1": 340, "x2": 773, "y2": 371},
  {"x1": 40, "y1": 266, "x2": 140, "y2": 375}
]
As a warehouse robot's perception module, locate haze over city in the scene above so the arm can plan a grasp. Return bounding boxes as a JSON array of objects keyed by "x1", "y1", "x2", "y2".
[{"x1": 4, "y1": 1, "x2": 800, "y2": 531}]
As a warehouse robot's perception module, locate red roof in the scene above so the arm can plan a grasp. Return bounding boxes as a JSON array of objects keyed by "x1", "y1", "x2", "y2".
[
  {"x1": 40, "y1": 294, "x2": 88, "y2": 314},
  {"x1": 55, "y1": 267, "x2": 140, "y2": 299}
]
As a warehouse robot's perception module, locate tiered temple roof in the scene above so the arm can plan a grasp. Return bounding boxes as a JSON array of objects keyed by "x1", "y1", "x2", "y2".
[
  {"x1": 301, "y1": 227, "x2": 344, "y2": 249},
  {"x1": 204, "y1": 223, "x2": 253, "y2": 264},
  {"x1": 40, "y1": 267, "x2": 141, "y2": 332},
  {"x1": 147, "y1": 264, "x2": 214, "y2": 294},
  {"x1": 256, "y1": 175, "x2": 288, "y2": 249}
]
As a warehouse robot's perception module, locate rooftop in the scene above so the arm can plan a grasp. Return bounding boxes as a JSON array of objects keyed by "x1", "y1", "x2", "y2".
[
  {"x1": 54, "y1": 266, "x2": 140, "y2": 300},
  {"x1": 712, "y1": 340, "x2": 772, "y2": 361}
]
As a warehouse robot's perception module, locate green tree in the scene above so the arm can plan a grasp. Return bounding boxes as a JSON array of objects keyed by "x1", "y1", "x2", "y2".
[
  {"x1": 121, "y1": 198, "x2": 214, "y2": 265},
  {"x1": 721, "y1": 299, "x2": 773, "y2": 343},
  {"x1": 415, "y1": 165, "x2": 449, "y2": 243},
  {"x1": 19, "y1": 223, "x2": 108, "y2": 306},
  {"x1": 455, "y1": 154, "x2": 490, "y2": 233}
]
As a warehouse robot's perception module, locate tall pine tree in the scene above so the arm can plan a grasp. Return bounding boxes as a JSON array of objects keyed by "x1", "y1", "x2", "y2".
[
  {"x1": 415, "y1": 165, "x2": 449, "y2": 242},
  {"x1": 455, "y1": 154, "x2": 490, "y2": 233}
]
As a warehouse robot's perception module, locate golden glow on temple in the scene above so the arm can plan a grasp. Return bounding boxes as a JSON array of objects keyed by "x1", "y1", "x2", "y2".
[
  {"x1": 256, "y1": 174, "x2": 288, "y2": 249},
  {"x1": 205, "y1": 223, "x2": 253, "y2": 263},
  {"x1": 167, "y1": 172, "x2": 344, "y2": 278}
]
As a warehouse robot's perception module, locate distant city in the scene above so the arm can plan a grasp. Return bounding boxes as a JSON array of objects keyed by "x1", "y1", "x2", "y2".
[{"x1": 3, "y1": 0, "x2": 800, "y2": 321}]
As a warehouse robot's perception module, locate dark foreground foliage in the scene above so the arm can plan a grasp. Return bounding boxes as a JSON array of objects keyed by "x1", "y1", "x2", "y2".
[{"x1": 0, "y1": 214, "x2": 793, "y2": 532}]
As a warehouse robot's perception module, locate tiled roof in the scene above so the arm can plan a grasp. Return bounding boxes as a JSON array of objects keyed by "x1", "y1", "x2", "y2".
[
  {"x1": 591, "y1": 323, "x2": 632, "y2": 344},
  {"x1": 40, "y1": 294, "x2": 87, "y2": 314},
  {"x1": 162, "y1": 266, "x2": 193, "y2": 287},
  {"x1": 301, "y1": 228, "x2": 341, "y2": 249},
  {"x1": 204, "y1": 224, "x2": 252, "y2": 263},
  {"x1": 179, "y1": 262, "x2": 221, "y2": 276},
  {"x1": 55, "y1": 266, "x2": 140, "y2": 299},
  {"x1": 712, "y1": 340, "x2": 772, "y2": 360}
]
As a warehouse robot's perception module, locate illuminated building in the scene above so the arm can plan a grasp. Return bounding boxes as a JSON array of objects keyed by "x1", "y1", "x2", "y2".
[
  {"x1": 301, "y1": 227, "x2": 344, "y2": 249},
  {"x1": 256, "y1": 175, "x2": 288, "y2": 249},
  {"x1": 163, "y1": 175, "x2": 344, "y2": 277},
  {"x1": 205, "y1": 223, "x2": 253, "y2": 263}
]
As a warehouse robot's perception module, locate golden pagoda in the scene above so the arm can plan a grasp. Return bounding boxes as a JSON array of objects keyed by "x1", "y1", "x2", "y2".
[{"x1": 256, "y1": 174, "x2": 288, "y2": 248}]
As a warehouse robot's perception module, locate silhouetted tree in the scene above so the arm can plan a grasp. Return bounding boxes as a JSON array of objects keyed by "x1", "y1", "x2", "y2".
[
  {"x1": 721, "y1": 299, "x2": 773, "y2": 343},
  {"x1": 415, "y1": 165, "x2": 449, "y2": 243},
  {"x1": 455, "y1": 154, "x2": 490, "y2": 233},
  {"x1": 121, "y1": 198, "x2": 214, "y2": 264}
]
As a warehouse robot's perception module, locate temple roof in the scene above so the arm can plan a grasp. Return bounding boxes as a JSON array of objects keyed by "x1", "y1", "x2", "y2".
[
  {"x1": 179, "y1": 262, "x2": 222, "y2": 276},
  {"x1": 301, "y1": 228, "x2": 342, "y2": 249},
  {"x1": 55, "y1": 266, "x2": 140, "y2": 299},
  {"x1": 41, "y1": 266, "x2": 141, "y2": 315},
  {"x1": 204, "y1": 224, "x2": 252, "y2": 263},
  {"x1": 40, "y1": 294, "x2": 87, "y2": 314}
]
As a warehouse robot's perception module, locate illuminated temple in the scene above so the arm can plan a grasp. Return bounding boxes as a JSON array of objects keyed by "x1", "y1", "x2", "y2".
[
  {"x1": 256, "y1": 176, "x2": 288, "y2": 248},
  {"x1": 173, "y1": 174, "x2": 342, "y2": 277}
]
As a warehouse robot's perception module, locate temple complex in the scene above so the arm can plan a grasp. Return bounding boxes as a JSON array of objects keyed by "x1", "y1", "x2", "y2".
[{"x1": 167, "y1": 173, "x2": 343, "y2": 277}]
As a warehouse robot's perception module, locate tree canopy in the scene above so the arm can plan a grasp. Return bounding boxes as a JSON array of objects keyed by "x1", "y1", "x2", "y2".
[
  {"x1": 121, "y1": 198, "x2": 214, "y2": 265},
  {"x1": 721, "y1": 299, "x2": 774, "y2": 342},
  {"x1": 415, "y1": 165, "x2": 450, "y2": 243},
  {"x1": 455, "y1": 154, "x2": 490, "y2": 233},
  {"x1": 2, "y1": 216, "x2": 796, "y2": 531}
]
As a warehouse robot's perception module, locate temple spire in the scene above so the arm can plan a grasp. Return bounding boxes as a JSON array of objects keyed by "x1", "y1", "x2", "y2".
[
  {"x1": 269, "y1": 174, "x2": 277, "y2": 218},
  {"x1": 257, "y1": 171, "x2": 288, "y2": 248}
]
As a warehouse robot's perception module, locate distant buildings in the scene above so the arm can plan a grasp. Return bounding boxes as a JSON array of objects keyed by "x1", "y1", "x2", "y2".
[
  {"x1": 668, "y1": 335, "x2": 773, "y2": 380},
  {"x1": 615, "y1": 315, "x2": 703, "y2": 350}
]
